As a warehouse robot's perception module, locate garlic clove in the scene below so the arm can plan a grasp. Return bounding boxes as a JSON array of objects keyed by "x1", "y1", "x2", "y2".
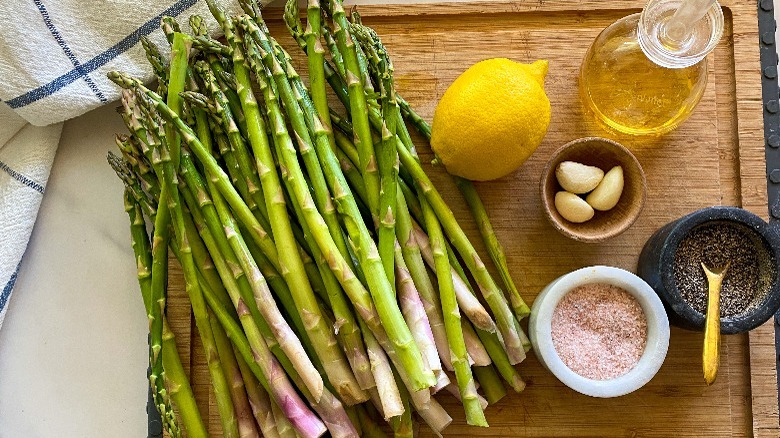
[
  {"x1": 555, "y1": 191, "x2": 595, "y2": 223},
  {"x1": 556, "y1": 161, "x2": 604, "y2": 194},
  {"x1": 586, "y1": 166, "x2": 624, "y2": 211}
]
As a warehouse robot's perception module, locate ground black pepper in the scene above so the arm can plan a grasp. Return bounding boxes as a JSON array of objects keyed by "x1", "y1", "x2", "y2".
[{"x1": 673, "y1": 221, "x2": 775, "y2": 318}]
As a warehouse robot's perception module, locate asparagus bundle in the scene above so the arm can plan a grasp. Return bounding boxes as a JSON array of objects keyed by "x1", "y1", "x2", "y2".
[{"x1": 108, "y1": 1, "x2": 532, "y2": 435}]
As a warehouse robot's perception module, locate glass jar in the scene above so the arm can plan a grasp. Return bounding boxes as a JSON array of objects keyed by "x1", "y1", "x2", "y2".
[{"x1": 579, "y1": 0, "x2": 724, "y2": 136}]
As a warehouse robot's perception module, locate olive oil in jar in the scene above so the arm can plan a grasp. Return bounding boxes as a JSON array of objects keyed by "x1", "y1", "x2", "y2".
[{"x1": 580, "y1": 0, "x2": 723, "y2": 136}]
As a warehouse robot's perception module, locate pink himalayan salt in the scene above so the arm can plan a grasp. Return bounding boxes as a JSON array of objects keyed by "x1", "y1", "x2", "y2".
[{"x1": 551, "y1": 283, "x2": 648, "y2": 380}]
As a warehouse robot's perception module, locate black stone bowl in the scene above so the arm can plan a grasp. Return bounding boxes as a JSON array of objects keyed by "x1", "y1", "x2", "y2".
[{"x1": 637, "y1": 206, "x2": 780, "y2": 334}]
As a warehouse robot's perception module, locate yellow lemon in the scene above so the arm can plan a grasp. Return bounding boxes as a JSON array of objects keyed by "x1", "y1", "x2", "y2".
[{"x1": 430, "y1": 58, "x2": 551, "y2": 181}]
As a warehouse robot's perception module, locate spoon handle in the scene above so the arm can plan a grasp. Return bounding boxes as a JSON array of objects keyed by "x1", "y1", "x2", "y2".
[
  {"x1": 702, "y1": 267, "x2": 722, "y2": 385},
  {"x1": 666, "y1": 0, "x2": 717, "y2": 43}
]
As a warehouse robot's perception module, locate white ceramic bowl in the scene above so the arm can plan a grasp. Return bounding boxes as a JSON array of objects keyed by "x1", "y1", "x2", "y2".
[{"x1": 529, "y1": 265, "x2": 670, "y2": 398}]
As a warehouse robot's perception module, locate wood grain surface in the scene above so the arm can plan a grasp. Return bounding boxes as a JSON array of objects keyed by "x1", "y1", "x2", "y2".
[{"x1": 164, "y1": 1, "x2": 778, "y2": 436}]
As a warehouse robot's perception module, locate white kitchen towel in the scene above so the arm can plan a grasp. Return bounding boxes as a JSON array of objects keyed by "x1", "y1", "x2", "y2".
[
  {"x1": 0, "y1": 105, "x2": 62, "y2": 330},
  {"x1": 0, "y1": 0, "x2": 243, "y2": 127},
  {"x1": 0, "y1": 0, "x2": 245, "y2": 331}
]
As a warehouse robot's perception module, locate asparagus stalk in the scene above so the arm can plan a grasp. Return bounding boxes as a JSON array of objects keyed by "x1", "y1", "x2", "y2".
[
  {"x1": 164, "y1": 32, "x2": 190, "y2": 167},
  {"x1": 390, "y1": 371, "x2": 415, "y2": 438},
  {"x1": 472, "y1": 365, "x2": 507, "y2": 405},
  {"x1": 430, "y1": 225, "x2": 527, "y2": 391},
  {"x1": 152, "y1": 104, "x2": 240, "y2": 438},
  {"x1": 328, "y1": 0, "x2": 380, "y2": 217},
  {"x1": 453, "y1": 178, "x2": 531, "y2": 319},
  {"x1": 398, "y1": 96, "x2": 531, "y2": 320},
  {"x1": 411, "y1": 227, "x2": 496, "y2": 333},
  {"x1": 190, "y1": 14, "x2": 249, "y2": 138},
  {"x1": 393, "y1": 188, "x2": 452, "y2": 372},
  {"x1": 136, "y1": 31, "x2": 192, "y2": 435},
  {"x1": 421, "y1": 195, "x2": 487, "y2": 426},
  {"x1": 240, "y1": 17, "x2": 434, "y2": 391},
  {"x1": 161, "y1": 319, "x2": 206, "y2": 437},
  {"x1": 322, "y1": 23, "x2": 346, "y2": 79},
  {"x1": 140, "y1": 36, "x2": 169, "y2": 97},
  {"x1": 230, "y1": 27, "x2": 367, "y2": 405},
  {"x1": 271, "y1": 111, "x2": 375, "y2": 391},
  {"x1": 119, "y1": 156, "x2": 220, "y2": 437},
  {"x1": 360, "y1": 318, "x2": 404, "y2": 419},
  {"x1": 395, "y1": 243, "x2": 447, "y2": 391},
  {"x1": 283, "y1": 0, "x2": 337, "y2": 149},
  {"x1": 351, "y1": 23, "x2": 399, "y2": 290},
  {"x1": 199, "y1": 269, "x2": 329, "y2": 438},
  {"x1": 271, "y1": 399, "x2": 298, "y2": 438},
  {"x1": 121, "y1": 187, "x2": 187, "y2": 438},
  {"x1": 397, "y1": 143, "x2": 525, "y2": 364},
  {"x1": 107, "y1": 73, "x2": 328, "y2": 402},
  {"x1": 187, "y1": 66, "x2": 273, "y2": 240},
  {"x1": 235, "y1": 351, "x2": 280, "y2": 438},
  {"x1": 211, "y1": 310, "x2": 259, "y2": 438},
  {"x1": 442, "y1": 379, "x2": 488, "y2": 411},
  {"x1": 462, "y1": 320, "x2": 491, "y2": 366}
]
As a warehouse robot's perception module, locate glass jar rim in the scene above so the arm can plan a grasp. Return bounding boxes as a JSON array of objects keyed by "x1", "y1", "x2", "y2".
[{"x1": 638, "y1": 0, "x2": 724, "y2": 69}]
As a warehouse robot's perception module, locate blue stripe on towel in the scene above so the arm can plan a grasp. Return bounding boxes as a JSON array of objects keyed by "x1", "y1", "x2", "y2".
[
  {"x1": 33, "y1": 0, "x2": 108, "y2": 103},
  {"x1": 0, "y1": 160, "x2": 45, "y2": 194},
  {"x1": 5, "y1": 0, "x2": 197, "y2": 109},
  {"x1": 0, "y1": 262, "x2": 21, "y2": 315}
]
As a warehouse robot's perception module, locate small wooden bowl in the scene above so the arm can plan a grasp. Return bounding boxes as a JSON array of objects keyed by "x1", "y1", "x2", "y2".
[{"x1": 540, "y1": 137, "x2": 646, "y2": 243}]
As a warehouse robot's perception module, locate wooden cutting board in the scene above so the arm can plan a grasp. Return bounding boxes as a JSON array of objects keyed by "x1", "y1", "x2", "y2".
[{"x1": 164, "y1": 0, "x2": 779, "y2": 436}]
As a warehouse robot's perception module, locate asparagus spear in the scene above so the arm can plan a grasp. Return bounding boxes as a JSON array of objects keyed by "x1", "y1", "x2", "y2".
[
  {"x1": 283, "y1": 0, "x2": 337, "y2": 148},
  {"x1": 140, "y1": 36, "x2": 169, "y2": 97},
  {"x1": 328, "y1": 0, "x2": 380, "y2": 217},
  {"x1": 229, "y1": 24, "x2": 367, "y2": 405},
  {"x1": 120, "y1": 186, "x2": 187, "y2": 438},
  {"x1": 211, "y1": 308, "x2": 259, "y2": 438},
  {"x1": 187, "y1": 66, "x2": 273, "y2": 240},
  {"x1": 390, "y1": 369, "x2": 414, "y2": 438},
  {"x1": 351, "y1": 23, "x2": 399, "y2": 290},
  {"x1": 397, "y1": 142, "x2": 525, "y2": 364},
  {"x1": 235, "y1": 350, "x2": 280, "y2": 438},
  {"x1": 398, "y1": 96, "x2": 531, "y2": 320},
  {"x1": 271, "y1": 399, "x2": 298, "y2": 438},
  {"x1": 421, "y1": 195, "x2": 487, "y2": 426},
  {"x1": 395, "y1": 242, "x2": 447, "y2": 391},
  {"x1": 108, "y1": 72, "x2": 330, "y2": 402},
  {"x1": 423, "y1": 226, "x2": 527, "y2": 391},
  {"x1": 190, "y1": 14, "x2": 249, "y2": 137},
  {"x1": 149, "y1": 98, "x2": 242, "y2": 438},
  {"x1": 472, "y1": 365, "x2": 507, "y2": 405},
  {"x1": 133, "y1": 31, "x2": 192, "y2": 436},
  {"x1": 199, "y1": 266, "x2": 330, "y2": 438},
  {"x1": 412, "y1": 227, "x2": 497, "y2": 334},
  {"x1": 240, "y1": 17, "x2": 434, "y2": 391},
  {"x1": 270, "y1": 106, "x2": 375, "y2": 391},
  {"x1": 360, "y1": 318, "x2": 404, "y2": 419}
]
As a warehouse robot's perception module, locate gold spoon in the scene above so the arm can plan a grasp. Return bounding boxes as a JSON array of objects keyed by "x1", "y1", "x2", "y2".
[{"x1": 701, "y1": 261, "x2": 730, "y2": 386}]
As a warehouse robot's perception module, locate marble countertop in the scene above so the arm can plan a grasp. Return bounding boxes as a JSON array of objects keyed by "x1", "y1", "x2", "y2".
[{"x1": 2, "y1": 2, "x2": 779, "y2": 437}]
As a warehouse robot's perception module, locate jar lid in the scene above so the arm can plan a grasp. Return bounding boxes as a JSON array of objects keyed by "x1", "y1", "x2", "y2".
[{"x1": 638, "y1": 0, "x2": 724, "y2": 68}]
